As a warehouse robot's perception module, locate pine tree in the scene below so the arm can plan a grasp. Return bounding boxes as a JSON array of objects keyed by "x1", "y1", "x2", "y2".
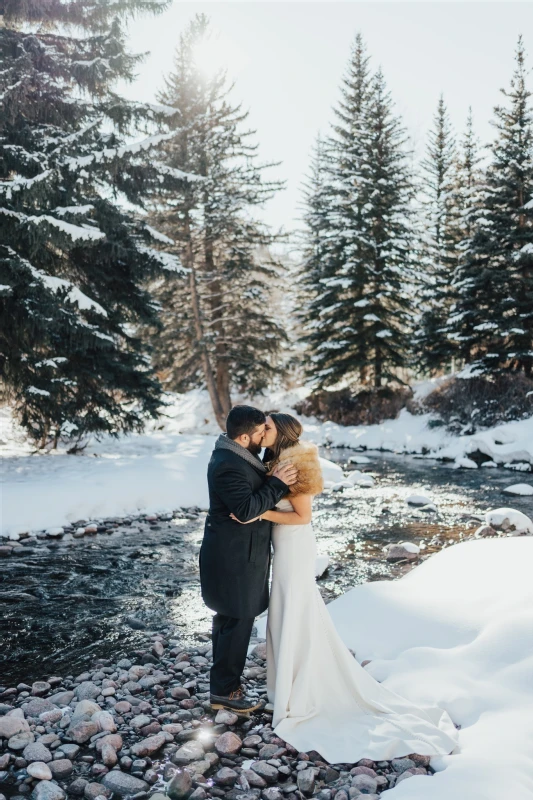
[
  {"x1": 301, "y1": 37, "x2": 417, "y2": 388},
  {"x1": 0, "y1": 0, "x2": 188, "y2": 449},
  {"x1": 414, "y1": 95, "x2": 460, "y2": 373},
  {"x1": 145, "y1": 14, "x2": 287, "y2": 428},
  {"x1": 447, "y1": 37, "x2": 533, "y2": 376}
]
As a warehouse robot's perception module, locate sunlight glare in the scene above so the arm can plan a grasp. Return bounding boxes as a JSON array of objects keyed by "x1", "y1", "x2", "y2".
[{"x1": 192, "y1": 29, "x2": 245, "y2": 78}]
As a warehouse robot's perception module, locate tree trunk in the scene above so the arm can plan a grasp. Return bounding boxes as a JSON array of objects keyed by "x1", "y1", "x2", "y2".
[
  {"x1": 184, "y1": 215, "x2": 226, "y2": 430},
  {"x1": 374, "y1": 345, "x2": 382, "y2": 388},
  {"x1": 204, "y1": 229, "x2": 231, "y2": 417}
]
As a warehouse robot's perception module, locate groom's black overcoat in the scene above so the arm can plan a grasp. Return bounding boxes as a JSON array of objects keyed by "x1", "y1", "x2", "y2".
[{"x1": 200, "y1": 447, "x2": 288, "y2": 619}]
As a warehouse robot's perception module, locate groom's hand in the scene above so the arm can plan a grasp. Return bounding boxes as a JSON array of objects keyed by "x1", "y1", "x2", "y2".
[{"x1": 272, "y1": 463, "x2": 298, "y2": 485}]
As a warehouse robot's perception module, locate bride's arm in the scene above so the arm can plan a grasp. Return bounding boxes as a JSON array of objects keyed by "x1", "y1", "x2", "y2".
[{"x1": 262, "y1": 494, "x2": 312, "y2": 525}]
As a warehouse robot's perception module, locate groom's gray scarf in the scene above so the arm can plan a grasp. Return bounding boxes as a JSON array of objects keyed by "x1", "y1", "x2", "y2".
[{"x1": 214, "y1": 433, "x2": 267, "y2": 474}]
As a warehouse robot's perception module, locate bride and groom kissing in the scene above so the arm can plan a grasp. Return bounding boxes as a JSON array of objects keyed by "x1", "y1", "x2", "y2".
[{"x1": 199, "y1": 405, "x2": 459, "y2": 764}]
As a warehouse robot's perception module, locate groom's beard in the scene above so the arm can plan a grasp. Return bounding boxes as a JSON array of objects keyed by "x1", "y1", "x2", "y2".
[{"x1": 246, "y1": 441, "x2": 262, "y2": 457}]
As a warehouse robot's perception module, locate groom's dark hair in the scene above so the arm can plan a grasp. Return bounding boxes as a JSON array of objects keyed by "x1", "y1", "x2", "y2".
[{"x1": 226, "y1": 405, "x2": 266, "y2": 440}]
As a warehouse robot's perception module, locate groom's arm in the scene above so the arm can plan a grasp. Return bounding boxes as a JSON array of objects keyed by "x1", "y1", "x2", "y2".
[{"x1": 213, "y1": 465, "x2": 289, "y2": 523}]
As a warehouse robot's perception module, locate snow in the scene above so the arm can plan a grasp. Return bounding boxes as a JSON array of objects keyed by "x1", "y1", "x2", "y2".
[
  {"x1": 327, "y1": 537, "x2": 533, "y2": 800},
  {"x1": 503, "y1": 483, "x2": 533, "y2": 496},
  {"x1": 35, "y1": 215, "x2": 105, "y2": 241},
  {"x1": 137, "y1": 244, "x2": 185, "y2": 274},
  {"x1": 406, "y1": 494, "x2": 432, "y2": 506},
  {"x1": 485, "y1": 507, "x2": 533, "y2": 534},
  {"x1": 145, "y1": 224, "x2": 174, "y2": 245}
]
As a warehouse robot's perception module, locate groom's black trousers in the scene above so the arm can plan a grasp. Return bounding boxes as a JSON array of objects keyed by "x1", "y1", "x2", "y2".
[{"x1": 210, "y1": 613, "x2": 255, "y2": 696}]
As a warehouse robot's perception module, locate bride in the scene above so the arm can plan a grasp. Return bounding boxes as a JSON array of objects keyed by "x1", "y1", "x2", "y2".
[{"x1": 233, "y1": 412, "x2": 459, "y2": 765}]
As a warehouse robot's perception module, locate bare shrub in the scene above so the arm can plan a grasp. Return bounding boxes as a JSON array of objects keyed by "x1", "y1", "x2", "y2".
[
  {"x1": 420, "y1": 373, "x2": 533, "y2": 433},
  {"x1": 294, "y1": 385, "x2": 412, "y2": 426}
]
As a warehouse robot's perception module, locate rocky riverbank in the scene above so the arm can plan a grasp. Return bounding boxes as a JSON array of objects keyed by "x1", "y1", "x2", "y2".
[{"x1": 0, "y1": 634, "x2": 440, "y2": 800}]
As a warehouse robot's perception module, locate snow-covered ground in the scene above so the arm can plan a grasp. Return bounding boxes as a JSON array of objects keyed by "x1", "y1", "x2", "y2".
[
  {"x1": 330, "y1": 536, "x2": 533, "y2": 800},
  {"x1": 254, "y1": 536, "x2": 533, "y2": 799},
  {"x1": 1, "y1": 386, "x2": 532, "y2": 537}
]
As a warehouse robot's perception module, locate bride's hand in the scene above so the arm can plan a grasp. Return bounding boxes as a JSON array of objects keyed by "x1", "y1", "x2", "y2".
[{"x1": 230, "y1": 513, "x2": 260, "y2": 524}]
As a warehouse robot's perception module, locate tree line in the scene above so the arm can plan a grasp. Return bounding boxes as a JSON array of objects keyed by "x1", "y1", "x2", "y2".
[{"x1": 0, "y1": 3, "x2": 532, "y2": 445}]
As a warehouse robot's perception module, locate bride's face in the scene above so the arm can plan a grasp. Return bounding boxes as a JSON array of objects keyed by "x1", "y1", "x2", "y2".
[{"x1": 262, "y1": 415, "x2": 277, "y2": 448}]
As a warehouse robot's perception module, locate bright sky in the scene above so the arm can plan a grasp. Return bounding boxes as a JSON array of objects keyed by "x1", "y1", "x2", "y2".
[{"x1": 124, "y1": 2, "x2": 533, "y2": 238}]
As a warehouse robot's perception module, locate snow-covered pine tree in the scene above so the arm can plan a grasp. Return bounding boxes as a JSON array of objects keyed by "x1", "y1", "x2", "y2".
[
  {"x1": 300, "y1": 34, "x2": 375, "y2": 387},
  {"x1": 302, "y1": 38, "x2": 417, "y2": 388},
  {"x1": 0, "y1": 0, "x2": 190, "y2": 449},
  {"x1": 145, "y1": 14, "x2": 287, "y2": 428},
  {"x1": 447, "y1": 37, "x2": 533, "y2": 376},
  {"x1": 414, "y1": 95, "x2": 461, "y2": 374}
]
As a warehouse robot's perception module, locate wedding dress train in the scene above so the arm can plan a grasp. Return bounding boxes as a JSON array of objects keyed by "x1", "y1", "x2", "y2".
[{"x1": 266, "y1": 499, "x2": 459, "y2": 764}]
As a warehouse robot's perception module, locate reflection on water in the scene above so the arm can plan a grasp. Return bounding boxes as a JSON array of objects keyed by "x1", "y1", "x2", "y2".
[{"x1": 1, "y1": 449, "x2": 531, "y2": 685}]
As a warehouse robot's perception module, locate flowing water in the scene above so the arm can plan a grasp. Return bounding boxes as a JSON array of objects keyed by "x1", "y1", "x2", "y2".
[{"x1": 1, "y1": 450, "x2": 531, "y2": 687}]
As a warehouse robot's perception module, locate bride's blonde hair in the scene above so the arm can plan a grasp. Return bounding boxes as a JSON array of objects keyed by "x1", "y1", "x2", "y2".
[{"x1": 263, "y1": 412, "x2": 303, "y2": 470}]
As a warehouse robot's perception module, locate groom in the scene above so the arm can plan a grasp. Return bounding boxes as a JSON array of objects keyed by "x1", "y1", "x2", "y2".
[{"x1": 200, "y1": 405, "x2": 297, "y2": 714}]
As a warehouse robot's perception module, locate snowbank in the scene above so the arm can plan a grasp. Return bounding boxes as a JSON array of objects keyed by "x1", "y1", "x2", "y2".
[{"x1": 328, "y1": 538, "x2": 533, "y2": 799}]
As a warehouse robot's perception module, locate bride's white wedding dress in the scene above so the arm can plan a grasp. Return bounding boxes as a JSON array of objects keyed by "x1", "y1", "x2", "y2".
[{"x1": 266, "y1": 498, "x2": 459, "y2": 764}]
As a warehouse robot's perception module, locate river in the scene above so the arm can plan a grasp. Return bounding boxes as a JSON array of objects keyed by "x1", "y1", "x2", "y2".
[{"x1": 1, "y1": 449, "x2": 531, "y2": 687}]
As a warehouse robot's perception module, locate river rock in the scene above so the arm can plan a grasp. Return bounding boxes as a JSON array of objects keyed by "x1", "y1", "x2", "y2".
[
  {"x1": 172, "y1": 740, "x2": 205, "y2": 765},
  {"x1": 167, "y1": 769, "x2": 193, "y2": 800},
  {"x1": 130, "y1": 733, "x2": 167, "y2": 757},
  {"x1": 100, "y1": 744, "x2": 118, "y2": 767},
  {"x1": 214, "y1": 767, "x2": 238, "y2": 786},
  {"x1": 169, "y1": 687, "x2": 190, "y2": 700},
  {"x1": 241, "y1": 770, "x2": 266, "y2": 789},
  {"x1": 95, "y1": 734, "x2": 123, "y2": 753},
  {"x1": 214, "y1": 709, "x2": 239, "y2": 726},
  {"x1": 262, "y1": 789, "x2": 283, "y2": 800},
  {"x1": 24, "y1": 698, "x2": 58, "y2": 717},
  {"x1": 395, "y1": 767, "x2": 427, "y2": 785},
  {"x1": 113, "y1": 701, "x2": 131, "y2": 714},
  {"x1": 75, "y1": 682, "x2": 100, "y2": 701},
  {"x1": 58, "y1": 744, "x2": 80, "y2": 759},
  {"x1": 92, "y1": 711, "x2": 116, "y2": 732},
  {"x1": 67, "y1": 720, "x2": 99, "y2": 744},
  {"x1": 49, "y1": 759, "x2": 74, "y2": 779},
  {"x1": 0, "y1": 715, "x2": 29, "y2": 740},
  {"x1": 351, "y1": 774, "x2": 377, "y2": 794},
  {"x1": 214, "y1": 732, "x2": 242, "y2": 756},
  {"x1": 242, "y1": 735, "x2": 262, "y2": 748},
  {"x1": 72, "y1": 700, "x2": 100, "y2": 719},
  {"x1": 251, "y1": 762, "x2": 278, "y2": 783},
  {"x1": 32, "y1": 781, "x2": 66, "y2": 800},
  {"x1": 32, "y1": 681, "x2": 51, "y2": 696},
  {"x1": 23, "y1": 742, "x2": 53, "y2": 763},
  {"x1": 8, "y1": 731, "x2": 35, "y2": 750},
  {"x1": 84, "y1": 782, "x2": 110, "y2": 800},
  {"x1": 27, "y1": 762, "x2": 53, "y2": 780},
  {"x1": 391, "y1": 757, "x2": 416, "y2": 773},
  {"x1": 297, "y1": 767, "x2": 315, "y2": 794},
  {"x1": 48, "y1": 691, "x2": 74, "y2": 707},
  {"x1": 384, "y1": 544, "x2": 418, "y2": 562},
  {"x1": 130, "y1": 714, "x2": 151, "y2": 729},
  {"x1": 101, "y1": 771, "x2": 149, "y2": 796}
]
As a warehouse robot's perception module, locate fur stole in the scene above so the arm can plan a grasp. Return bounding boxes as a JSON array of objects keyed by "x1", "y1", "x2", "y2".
[{"x1": 268, "y1": 440, "x2": 324, "y2": 496}]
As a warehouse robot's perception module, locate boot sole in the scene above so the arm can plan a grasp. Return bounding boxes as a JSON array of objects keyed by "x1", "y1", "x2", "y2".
[{"x1": 210, "y1": 701, "x2": 263, "y2": 715}]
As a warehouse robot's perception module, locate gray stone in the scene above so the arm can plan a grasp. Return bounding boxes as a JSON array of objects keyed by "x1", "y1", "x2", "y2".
[
  {"x1": 130, "y1": 714, "x2": 152, "y2": 729},
  {"x1": 67, "y1": 721, "x2": 99, "y2": 744},
  {"x1": 23, "y1": 742, "x2": 53, "y2": 763},
  {"x1": 297, "y1": 768, "x2": 315, "y2": 795},
  {"x1": 32, "y1": 682, "x2": 52, "y2": 697},
  {"x1": 49, "y1": 759, "x2": 74, "y2": 779},
  {"x1": 58, "y1": 744, "x2": 80, "y2": 759},
  {"x1": 242, "y1": 770, "x2": 266, "y2": 789},
  {"x1": 214, "y1": 732, "x2": 242, "y2": 756},
  {"x1": 130, "y1": 733, "x2": 166, "y2": 757},
  {"x1": 27, "y1": 762, "x2": 53, "y2": 781},
  {"x1": 84, "y1": 783, "x2": 111, "y2": 800},
  {"x1": 8, "y1": 731, "x2": 35, "y2": 750},
  {"x1": 251, "y1": 762, "x2": 278, "y2": 783},
  {"x1": 72, "y1": 700, "x2": 100, "y2": 720},
  {"x1": 32, "y1": 782, "x2": 66, "y2": 800},
  {"x1": 95, "y1": 735, "x2": 123, "y2": 754},
  {"x1": 101, "y1": 745, "x2": 118, "y2": 768},
  {"x1": 101, "y1": 771, "x2": 149, "y2": 797},
  {"x1": 68, "y1": 777, "x2": 89, "y2": 796},
  {"x1": 350, "y1": 774, "x2": 377, "y2": 794},
  {"x1": 166, "y1": 770, "x2": 193, "y2": 800},
  {"x1": 262, "y1": 790, "x2": 283, "y2": 800},
  {"x1": 75, "y1": 683, "x2": 100, "y2": 701},
  {"x1": 214, "y1": 709, "x2": 239, "y2": 726},
  {"x1": 214, "y1": 767, "x2": 238, "y2": 786},
  {"x1": 24, "y1": 699, "x2": 58, "y2": 718},
  {"x1": 395, "y1": 768, "x2": 428, "y2": 785},
  {"x1": 391, "y1": 758, "x2": 416, "y2": 774},
  {"x1": 48, "y1": 692, "x2": 75, "y2": 707},
  {"x1": 172, "y1": 740, "x2": 205, "y2": 765},
  {"x1": 0, "y1": 716, "x2": 30, "y2": 739}
]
